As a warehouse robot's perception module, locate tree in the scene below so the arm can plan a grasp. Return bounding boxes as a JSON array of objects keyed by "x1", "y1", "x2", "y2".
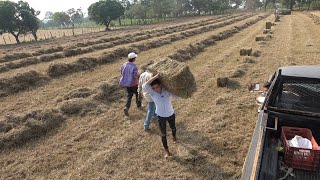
[
  {"x1": 278, "y1": 0, "x2": 296, "y2": 9},
  {"x1": 190, "y1": 0, "x2": 210, "y2": 15},
  {"x1": 151, "y1": 0, "x2": 175, "y2": 19},
  {"x1": 245, "y1": 0, "x2": 263, "y2": 9},
  {"x1": 88, "y1": 0, "x2": 125, "y2": 30},
  {"x1": 52, "y1": 12, "x2": 70, "y2": 28},
  {"x1": 67, "y1": 8, "x2": 84, "y2": 35},
  {"x1": 17, "y1": 1, "x2": 40, "y2": 41},
  {"x1": 0, "y1": 1, "x2": 40, "y2": 43}
]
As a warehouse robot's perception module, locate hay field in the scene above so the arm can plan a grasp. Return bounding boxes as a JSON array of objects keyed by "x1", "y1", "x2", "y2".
[
  {"x1": 0, "y1": 27, "x2": 106, "y2": 45},
  {"x1": 0, "y1": 12, "x2": 320, "y2": 179}
]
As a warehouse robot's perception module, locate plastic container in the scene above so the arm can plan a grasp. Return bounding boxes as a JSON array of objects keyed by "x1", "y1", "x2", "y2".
[{"x1": 281, "y1": 126, "x2": 320, "y2": 171}]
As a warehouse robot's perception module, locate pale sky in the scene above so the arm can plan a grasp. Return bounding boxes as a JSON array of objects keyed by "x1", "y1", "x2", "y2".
[{"x1": 12, "y1": 0, "x2": 98, "y2": 19}]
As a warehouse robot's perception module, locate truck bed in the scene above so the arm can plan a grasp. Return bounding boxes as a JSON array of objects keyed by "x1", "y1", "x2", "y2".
[{"x1": 259, "y1": 113, "x2": 320, "y2": 180}]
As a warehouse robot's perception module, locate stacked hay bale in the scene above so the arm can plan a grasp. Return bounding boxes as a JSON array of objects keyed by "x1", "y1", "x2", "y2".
[
  {"x1": 148, "y1": 58, "x2": 196, "y2": 98},
  {"x1": 255, "y1": 35, "x2": 272, "y2": 41},
  {"x1": 266, "y1": 22, "x2": 272, "y2": 30},
  {"x1": 217, "y1": 77, "x2": 229, "y2": 87},
  {"x1": 240, "y1": 47, "x2": 252, "y2": 56}
]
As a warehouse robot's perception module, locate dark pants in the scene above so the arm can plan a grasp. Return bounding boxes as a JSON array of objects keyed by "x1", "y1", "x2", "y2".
[
  {"x1": 125, "y1": 86, "x2": 141, "y2": 109},
  {"x1": 157, "y1": 114, "x2": 176, "y2": 150}
]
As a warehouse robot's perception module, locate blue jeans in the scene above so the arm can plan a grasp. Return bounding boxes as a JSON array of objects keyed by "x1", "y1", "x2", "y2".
[{"x1": 144, "y1": 102, "x2": 155, "y2": 129}]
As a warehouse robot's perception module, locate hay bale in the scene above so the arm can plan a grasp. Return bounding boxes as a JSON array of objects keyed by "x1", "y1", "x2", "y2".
[
  {"x1": 59, "y1": 98, "x2": 101, "y2": 116},
  {"x1": 0, "y1": 109, "x2": 65, "y2": 149},
  {"x1": 266, "y1": 22, "x2": 272, "y2": 30},
  {"x1": 255, "y1": 35, "x2": 266, "y2": 41},
  {"x1": 148, "y1": 58, "x2": 196, "y2": 98},
  {"x1": 240, "y1": 48, "x2": 252, "y2": 56},
  {"x1": 217, "y1": 77, "x2": 229, "y2": 87}
]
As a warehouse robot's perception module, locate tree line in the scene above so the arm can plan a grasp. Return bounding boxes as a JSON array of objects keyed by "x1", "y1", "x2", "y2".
[{"x1": 1, "y1": 0, "x2": 320, "y2": 44}]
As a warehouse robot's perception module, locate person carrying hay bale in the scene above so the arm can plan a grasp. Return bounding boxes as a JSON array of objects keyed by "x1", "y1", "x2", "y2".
[
  {"x1": 119, "y1": 52, "x2": 142, "y2": 116},
  {"x1": 144, "y1": 73, "x2": 178, "y2": 159}
]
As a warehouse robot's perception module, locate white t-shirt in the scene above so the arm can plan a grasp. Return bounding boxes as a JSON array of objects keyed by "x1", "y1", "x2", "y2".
[
  {"x1": 144, "y1": 83, "x2": 174, "y2": 117},
  {"x1": 138, "y1": 71, "x2": 153, "y2": 102}
]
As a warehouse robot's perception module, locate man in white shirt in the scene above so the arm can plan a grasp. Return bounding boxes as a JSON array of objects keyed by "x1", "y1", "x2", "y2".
[
  {"x1": 138, "y1": 69, "x2": 155, "y2": 131},
  {"x1": 143, "y1": 73, "x2": 177, "y2": 159}
]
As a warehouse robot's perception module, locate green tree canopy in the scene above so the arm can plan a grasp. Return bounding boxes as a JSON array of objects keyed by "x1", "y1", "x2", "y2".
[
  {"x1": 0, "y1": 0, "x2": 40, "y2": 43},
  {"x1": 52, "y1": 11, "x2": 71, "y2": 27},
  {"x1": 88, "y1": 0, "x2": 125, "y2": 30}
]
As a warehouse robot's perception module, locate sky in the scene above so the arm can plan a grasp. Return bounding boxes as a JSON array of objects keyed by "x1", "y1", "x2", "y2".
[{"x1": 12, "y1": 0, "x2": 98, "y2": 19}]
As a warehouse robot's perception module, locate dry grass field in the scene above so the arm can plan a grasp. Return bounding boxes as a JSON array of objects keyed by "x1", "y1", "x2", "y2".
[{"x1": 0, "y1": 11, "x2": 320, "y2": 179}]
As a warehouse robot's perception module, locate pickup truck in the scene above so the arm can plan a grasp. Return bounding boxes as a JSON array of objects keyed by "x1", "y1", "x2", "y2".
[{"x1": 242, "y1": 66, "x2": 320, "y2": 180}]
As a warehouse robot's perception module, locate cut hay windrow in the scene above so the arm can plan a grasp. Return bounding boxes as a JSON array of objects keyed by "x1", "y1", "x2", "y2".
[
  {"x1": 168, "y1": 13, "x2": 270, "y2": 62},
  {"x1": 0, "y1": 14, "x2": 236, "y2": 64},
  {"x1": 0, "y1": 53, "x2": 32, "y2": 63},
  {"x1": 32, "y1": 46, "x2": 64, "y2": 56},
  {"x1": 0, "y1": 77, "x2": 126, "y2": 149},
  {"x1": 303, "y1": 11, "x2": 320, "y2": 25},
  {"x1": 45, "y1": 14, "x2": 257, "y2": 78},
  {"x1": 57, "y1": 76, "x2": 125, "y2": 116},
  {"x1": 0, "y1": 109, "x2": 65, "y2": 150},
  {"x1": 59, "y1": 98, "x2": 102, "y2": 116},
  {"x1": 0, "y1": 13, "x2": 270, "y2": 98},
  {"x1": 0, "y1": 53, "x2": 65, "y2": 73},
  {"x1": 0, "y1": 14, "x2": 247, "y2": 73},
  {"x1": 0, "y1": 71, "x2": 50, "y2": 97},
  {"x1": 47, "y1": 57, "x2": 98, "y2": 77}
]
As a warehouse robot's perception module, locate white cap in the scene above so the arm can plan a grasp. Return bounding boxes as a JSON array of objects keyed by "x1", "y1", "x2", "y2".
[{"x1": 128, "y1": 52, "x2": 137, "y2": 59}]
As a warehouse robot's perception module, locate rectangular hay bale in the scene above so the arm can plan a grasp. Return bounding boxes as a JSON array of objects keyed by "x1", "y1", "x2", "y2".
[
  {"x1": 266, "y1": 22, "x2": 272, "y2": 30},
  {"x1": 148, "y1": 58, "x2": 196, "y2": 98}
]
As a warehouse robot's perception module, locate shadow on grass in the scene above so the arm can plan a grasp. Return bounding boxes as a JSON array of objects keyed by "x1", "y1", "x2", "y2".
[{"x1": 172, "y1": 122, "x2": 235, "y2": 179}]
